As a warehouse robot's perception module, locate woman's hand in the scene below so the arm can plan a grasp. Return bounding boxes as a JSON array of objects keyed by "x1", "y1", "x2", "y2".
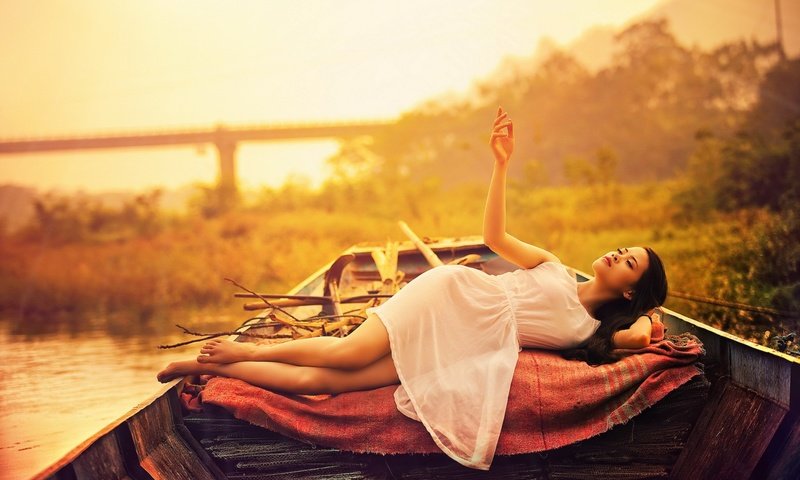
[
  {"x1": 489, "y1": 106, "x2": 514, "y2": 165},
  {"x1": 649, "y1": 307, "x2": 667, "y2": 343}
]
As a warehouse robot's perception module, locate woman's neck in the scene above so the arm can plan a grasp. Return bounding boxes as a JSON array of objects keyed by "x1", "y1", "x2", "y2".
[{"x1": 576, "y1": 278, "x2": 619, "y2": 319}]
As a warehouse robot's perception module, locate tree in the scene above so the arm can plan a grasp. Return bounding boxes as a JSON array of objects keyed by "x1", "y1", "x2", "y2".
[{"x1": 744, "y1": 58, "x2": 800, "y2": 139}]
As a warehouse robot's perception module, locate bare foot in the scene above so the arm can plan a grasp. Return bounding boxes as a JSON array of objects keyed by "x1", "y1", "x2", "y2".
[
  {"x1": 157, "y1": 359, "x2": 206, "y2": 383},
  {"x1": 197, "y1": 338, "x2": 258, "y2": 364}
]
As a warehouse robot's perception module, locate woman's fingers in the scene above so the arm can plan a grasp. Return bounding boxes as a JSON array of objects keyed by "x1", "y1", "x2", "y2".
[
  {"x1": 493, "y1": 120, "x2": 512, "y2": 132},
  {"x1": 490, "y1": 119, "x2": 513, "y2": 144},
  {"x1": 491, "y1": 107, "x2": 513, "y2": 145},
  {"x1": 491, "y1": 127, "x2": 511, "y2": 138},
  {"x1": 490, "y1": 132, "x2": 508, "y2": 140}
]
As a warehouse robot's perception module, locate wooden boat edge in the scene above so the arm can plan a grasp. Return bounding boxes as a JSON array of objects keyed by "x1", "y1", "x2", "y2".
[
  {"x1": 31, "y1": 235, "x2": 800, "y2": 479},
  {"x1": 30, "y1": 378, "x2": 184, "y2": 479}
]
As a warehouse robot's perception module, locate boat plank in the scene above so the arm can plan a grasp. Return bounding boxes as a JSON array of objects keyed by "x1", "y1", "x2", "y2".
[
  {"x1": 671, "y1": 378, "x2": 787, "y2": 480},
  {"x1": 127, "y1": 394, "x2": 216, "y2": 480},
  {"x1": 753, "y1": 409, "x2": 800, "y2": 479},
  {"x1": 730, "y1": 341, "x2": 792, "y2": 409},
  {"x1": 182, "y1": 375, "x2": 709, "y2": 479},
  {"x1": 65, "y1": 432, "x2": 132, "y2": 480}
]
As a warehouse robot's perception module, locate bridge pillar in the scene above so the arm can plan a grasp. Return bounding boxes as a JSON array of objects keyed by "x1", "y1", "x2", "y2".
[
  {"x1": 216, "y1": 141, "x2": 237, "y2": 191},
  {"x1": 214, "y1": 125, "x2": 239, "y2": 210}
]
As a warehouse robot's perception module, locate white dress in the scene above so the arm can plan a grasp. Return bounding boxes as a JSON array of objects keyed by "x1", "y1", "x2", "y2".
[{"x1": 365, "y1": 260, "x2": 601, "y2": 470}]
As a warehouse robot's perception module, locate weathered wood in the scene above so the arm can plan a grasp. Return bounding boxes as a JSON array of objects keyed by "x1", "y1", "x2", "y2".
[
  {"x1": 447, "y1": 253, "x2": 482, "y2": 265},
  {"x1": 238, "y1": 293, "x2": 393, "y2": 302},
  {"x1": 127, "y1": 393, "x2": 216, "y2": 480},
  {"x1": 327, "y1": 276, "x2": 343, "y2": 320},
  {"x1": 34, "y1": 382, "x2": 181, "y2": 480},
  {"x1": 295, "y1": 314, "x2": 356, "y2": 339},
  {"x1": 182, "y1": 375, "x2": 709, "y2": 479},
  {"x1": 167, "y1": 386, "x2": 228, "y2": 480},
  {"x1": 242, "y1": 293, "x2": 395, "y2": 310},
  {"x1": 671, "y1": 378, "x2": 787, "y2": 480},
  {"x1": 243, "y1": 297, "x2": 324, "y2": 309},
  {"x1": 322, "y1": 253, "x2": 355, "y2": 321},
  {"x1": 66, "y1": 432, "x2": 132, "y2": 480},
  {"x1": 730, "y1": 340, "x2": 793, "y2": 409},
  {"x1": 753, "y1": 409, "x2": 800, "y2": 479},
  {"x1": 398, "y1": 220, "x2": 444, "y2": 267},
  {"x1": 371, "y1": 240, "x2": 399, "y2": 284},
  {"x1": 234, "y1": 293, "x2": 335, "y2": 299},
  {"x1": 323, "y1": 254, "x2": 356, "y2": 296}
]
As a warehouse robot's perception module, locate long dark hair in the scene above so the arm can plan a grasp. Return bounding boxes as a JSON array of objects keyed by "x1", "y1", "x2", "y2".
[{"x1": 560, "y1": 246, "x2": 668, "y2": 366}]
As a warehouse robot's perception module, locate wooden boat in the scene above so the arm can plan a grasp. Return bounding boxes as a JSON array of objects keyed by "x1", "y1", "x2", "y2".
[{"x1": 33, "y1": 230, "x2": 800, "y2": 480}]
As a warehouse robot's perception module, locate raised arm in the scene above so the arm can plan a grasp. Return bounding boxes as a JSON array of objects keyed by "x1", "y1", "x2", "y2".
[{"x1": 483, "y1": 107, "x2": 559, "y2": 269}]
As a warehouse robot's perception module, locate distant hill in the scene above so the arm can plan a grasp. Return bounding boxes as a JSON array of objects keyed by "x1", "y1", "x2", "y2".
[
  {"x1": 559, "y1": 0, "x2": 797, "y2": 73},
  {"x1": 635, "y1": 0, "x2": 797, "y2": 55},
  {"x1": 375, "y1": 0, "x2": 798, "y2": 189}
]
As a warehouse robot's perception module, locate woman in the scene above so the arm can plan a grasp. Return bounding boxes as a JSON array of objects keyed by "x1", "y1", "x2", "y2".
[{"x1": 156, "y1": 106, "x2": 668, "y2": 471}]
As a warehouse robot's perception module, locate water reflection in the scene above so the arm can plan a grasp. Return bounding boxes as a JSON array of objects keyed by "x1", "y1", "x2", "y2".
[{"x1": 0, "y1": 307, "x2": 248, "y2": 480}]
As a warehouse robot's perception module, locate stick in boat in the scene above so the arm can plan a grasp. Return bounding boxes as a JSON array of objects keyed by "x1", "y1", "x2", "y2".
[
  {"x1": 371, "y1": 240, "x2": 400, "y2": 285},
  {"x1": 158, "y1": 327, "x2": 276, "y2": 349},
  {"x1": 241, "y1": 294, "x2": 394, "y2": 310},
  {"x1": 397, "y1": 220, "x2": 444, "y2": 267},
  {"x1": 224, "y1": 277, "x2": 301, "y2": 323},
  {"x1": 236, "y1": 293, "x2": 394, "y2": 301}
]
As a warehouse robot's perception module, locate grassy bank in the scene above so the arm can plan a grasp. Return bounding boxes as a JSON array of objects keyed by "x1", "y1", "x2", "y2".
[{"x1": 0, "y1": 178, "x2": 795, "y2": 347}]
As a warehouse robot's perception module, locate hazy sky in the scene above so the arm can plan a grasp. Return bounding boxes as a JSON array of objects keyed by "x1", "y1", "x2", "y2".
[{"x1": 0, "y1": 0, "x2": 664, "y2": 192}]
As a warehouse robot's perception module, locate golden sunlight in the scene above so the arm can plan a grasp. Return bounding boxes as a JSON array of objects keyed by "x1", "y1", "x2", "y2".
[
  {"x1": 3, "y1": 1, "x2": 799, "y2": 479},
  {"x1": 0, "y1": 0, "x2": 666, "y2": 192}
]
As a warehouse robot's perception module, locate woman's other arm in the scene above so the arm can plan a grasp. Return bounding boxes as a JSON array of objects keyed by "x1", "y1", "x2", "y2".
[
  {"x1": 483, "y1": 107, "x2": 559, "y2": 269},
  {"x1": 612, "y1": 315, "x2": 652, "y2": 349}
]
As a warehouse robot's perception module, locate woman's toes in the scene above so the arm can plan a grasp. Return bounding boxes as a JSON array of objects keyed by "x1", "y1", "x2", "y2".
[
  {"x1": 197, "y1": 354, "x2": 212, "y2": 363},
  {"x1": 157, "y1": 363, "x2": 177, "y2": 382},
  {"x1": 156, "y1": 359, "x2": 202, "y2": 383}
]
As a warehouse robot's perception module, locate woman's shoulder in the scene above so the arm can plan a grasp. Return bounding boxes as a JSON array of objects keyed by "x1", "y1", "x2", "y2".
[
  {"x1": 537, "y1": 262, "x2": 599, "y2": 323},
  {"x1": 535, "y1": 260, "x2": 575, "y2": 280},
  {"x1": 535, "y1": 260, "x2": 563, "y2": 269}
]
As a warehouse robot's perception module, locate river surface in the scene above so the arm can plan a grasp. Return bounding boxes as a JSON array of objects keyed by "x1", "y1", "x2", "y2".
[{"x1": 0, "y1": 307, "x2": 246, "y2": 480}]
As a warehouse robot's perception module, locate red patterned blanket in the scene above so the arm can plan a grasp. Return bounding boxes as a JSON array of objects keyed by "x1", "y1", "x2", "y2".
[{"x1": 179, "y1": 329, "x2": 705, "y2": 456}]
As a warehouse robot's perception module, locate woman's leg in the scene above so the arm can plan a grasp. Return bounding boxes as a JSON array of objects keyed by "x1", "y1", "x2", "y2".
[
  {"x1": 157, "y1": 352, "x2": 399, "y2": 395},
  {"x1": 197, "y1": 312, "x2": 391, "y2": 371}
]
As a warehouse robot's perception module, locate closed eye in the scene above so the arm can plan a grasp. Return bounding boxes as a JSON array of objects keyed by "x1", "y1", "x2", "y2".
[{"x1": 618, "y1": 247, "x2": 634, "y2": 269}]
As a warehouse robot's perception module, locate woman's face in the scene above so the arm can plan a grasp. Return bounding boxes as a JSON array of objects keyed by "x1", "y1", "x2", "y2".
[{"x1": 592, "y1": 247, "x2": 650, "y2": 299}]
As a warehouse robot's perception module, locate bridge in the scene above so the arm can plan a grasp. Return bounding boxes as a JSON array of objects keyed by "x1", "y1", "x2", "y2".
[{"x1": 0, "y1": 119, "x2": 395, "y2": 205}]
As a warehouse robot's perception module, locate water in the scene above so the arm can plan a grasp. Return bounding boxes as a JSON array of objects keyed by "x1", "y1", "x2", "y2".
[{"x1": 0, "y1": 307, "x2": 247, "y2": 480}]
